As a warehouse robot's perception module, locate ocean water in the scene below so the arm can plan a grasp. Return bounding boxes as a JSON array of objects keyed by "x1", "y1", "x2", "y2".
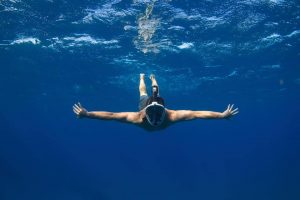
[{"x1": 1, "y1": 0, "x2": 300, "y2": 199}]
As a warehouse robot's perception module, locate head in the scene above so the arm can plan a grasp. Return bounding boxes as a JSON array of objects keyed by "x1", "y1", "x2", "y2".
[{"x1": 145, "y1": 102, "x2": 166, "y2": 127}]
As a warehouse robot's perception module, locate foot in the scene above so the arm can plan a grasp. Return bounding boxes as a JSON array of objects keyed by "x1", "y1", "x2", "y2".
[
  {"x1": 140, "y1": 73, "x2": 145, "y2": 80},
  {"x1": 149, "y1": 74, "x2": 155, "y2": 80}
]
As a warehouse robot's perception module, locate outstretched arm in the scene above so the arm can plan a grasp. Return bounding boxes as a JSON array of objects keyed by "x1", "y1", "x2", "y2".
[
  {"x1": 168, "y1": 104, "x2": 239, "y2": 122},
  {"x1": 73, "y1": 103, "x2": 141, "y2": 124}
]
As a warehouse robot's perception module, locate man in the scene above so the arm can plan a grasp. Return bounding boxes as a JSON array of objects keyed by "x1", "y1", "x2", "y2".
[{"x1": 73, "y1": 74, "x2": 239, "y2": 131}]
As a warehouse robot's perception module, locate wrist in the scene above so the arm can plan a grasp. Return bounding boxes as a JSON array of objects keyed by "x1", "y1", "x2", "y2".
[
  {"x1": 85, "y1": 111, "x2": 91, "y2": 118},
  {"x1": 80, "y1": 111, "x2": 90, "y2": 118},
  {"x1": 220, "y1": 112, "x2": 226, "y2": 119}
]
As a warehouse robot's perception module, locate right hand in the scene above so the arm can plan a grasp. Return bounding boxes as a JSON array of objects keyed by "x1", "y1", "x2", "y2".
[
  {"x1": 73, "y1": 102, "x2": 88, "y2": 118},
  {"x1": 221, "y1": 104, "x2": 239, "y2": 119}
]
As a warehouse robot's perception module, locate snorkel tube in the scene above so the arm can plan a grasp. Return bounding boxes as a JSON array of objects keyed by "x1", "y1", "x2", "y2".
[
  {"x1": 144, "y1": 85, "x2": 166, "y2": 127},
  {"x1": 152, "y1": 85, "x2": 159, "y2": 98}
]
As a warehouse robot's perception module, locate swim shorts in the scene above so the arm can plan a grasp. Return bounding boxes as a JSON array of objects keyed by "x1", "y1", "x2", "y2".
[{"x1": 139, "y1": 95, "x2": 149, "y2": 111}]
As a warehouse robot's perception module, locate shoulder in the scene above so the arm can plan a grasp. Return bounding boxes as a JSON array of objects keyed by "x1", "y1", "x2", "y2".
[
  {"x1": 165, "y1": 109, "x2": 177, "y2": 121},
  {"x1": 165, "y1": 109, "x2": 175, "y2": 115},
  {"x1": 129, "y1": 110, "x2": 145, "y2": 124}
]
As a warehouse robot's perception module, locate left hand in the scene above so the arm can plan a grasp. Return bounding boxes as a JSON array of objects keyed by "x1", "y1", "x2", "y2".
[
  {"x1": 222, "y1": 104, "x2": 239, "y2": 119},
  {"x1": 73, "y1": 102, "x2": 88, "y2": 118}
]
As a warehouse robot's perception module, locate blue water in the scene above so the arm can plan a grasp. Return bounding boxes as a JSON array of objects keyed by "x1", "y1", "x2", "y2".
[{"x1": 1, "y1": 0, "x2": 300, "y2": 199}]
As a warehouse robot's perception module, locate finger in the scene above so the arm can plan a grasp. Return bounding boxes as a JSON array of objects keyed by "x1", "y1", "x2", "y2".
[
  {"x1": 227, "y1": 104, "x2": 230, "y2": 110},
  {"x1": 73, "y1": 105, "x2": 79, "y2": 111},
  {"x1": 73, "y1": 108, "x2": 79, "y2": 114},
  {"x1": 78, "y1": 102, "x2": 82, "y2": 108},
  {"x1": 232, "y1": 111, "x2": 239, "y2": 115},
  {"x1": 230, "y1": 104, "x2": 234, "y2": 110},
  {"x1": 232, "y1": 108, "x2": 239, "y2": 113},
  {"x1": 73, "y1": 109, "x2": 79, "y2": 115},
  {"x1": 75, "y1": 104, "x2": 81, "y2": 110},
  {"x1": 73, "y1": 106, "x2": 80, "y2": 113}
]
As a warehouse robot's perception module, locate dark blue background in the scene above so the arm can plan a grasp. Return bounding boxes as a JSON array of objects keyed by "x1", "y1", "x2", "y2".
[{"x1": 1, "y1": 0, "x2": 300, "y2": 199}]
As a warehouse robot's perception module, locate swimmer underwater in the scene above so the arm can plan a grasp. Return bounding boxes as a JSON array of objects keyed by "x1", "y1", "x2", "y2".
[{"x1": 73, "y1": 73, "x2": 239, "y2": 131}]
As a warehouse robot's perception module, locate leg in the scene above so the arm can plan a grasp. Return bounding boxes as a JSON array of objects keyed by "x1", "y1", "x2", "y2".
[
  {"x1": 138, "y1": 73, "x2": 149, "y2": 110},
  {"x1": 150, "y1": 74, "x2": 160, "y2": 96},
  {"x1": 139, "y1": 73, "x2": 147, "y2": 96},
  {"x1": 150, "y1": 74, "x2": 158, "y2": 87}
]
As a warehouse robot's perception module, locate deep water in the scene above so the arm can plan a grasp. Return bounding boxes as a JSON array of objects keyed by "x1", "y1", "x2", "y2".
[{"x1": 1, "y1": 0, "x2": 300, "y2": 199}]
